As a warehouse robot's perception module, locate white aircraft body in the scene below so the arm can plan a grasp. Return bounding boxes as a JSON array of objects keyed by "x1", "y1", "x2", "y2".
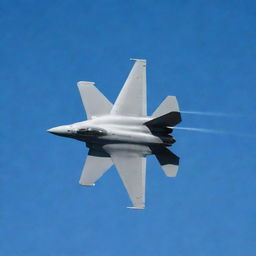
[{"x1": 48, "y1": 59, "x2": 182, "y2": 209}]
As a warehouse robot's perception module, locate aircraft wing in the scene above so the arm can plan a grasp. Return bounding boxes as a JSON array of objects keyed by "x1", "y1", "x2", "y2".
[
  {"x1": 104, "y1": 146, "x2": 147, "y2": 209},
  {"x1": 79, "y1": 149, "x2": 113, "y2": 186},
  {"x1": 111, "y1": 59, "x2": 147, "y2": 117}
]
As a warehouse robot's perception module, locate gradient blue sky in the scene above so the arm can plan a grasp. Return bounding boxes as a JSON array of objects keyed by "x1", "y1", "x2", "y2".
[{"x1": 1, "y1": 0, "x2": 256, "y2": 255}]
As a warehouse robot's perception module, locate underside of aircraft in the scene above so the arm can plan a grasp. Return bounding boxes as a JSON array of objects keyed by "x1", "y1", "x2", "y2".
[{"x1": 48, "y1": 59, "x2": 182, "y2": 209}]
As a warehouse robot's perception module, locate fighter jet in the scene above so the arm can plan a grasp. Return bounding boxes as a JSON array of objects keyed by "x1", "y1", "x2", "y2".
[{"x1": 48, "y1": 59, "x2": 182, "y2": 209}]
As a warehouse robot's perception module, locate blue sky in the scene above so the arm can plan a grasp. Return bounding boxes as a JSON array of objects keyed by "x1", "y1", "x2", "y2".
[{"x1": 1, "y1": 0, "x2": 256, "y2": 255}]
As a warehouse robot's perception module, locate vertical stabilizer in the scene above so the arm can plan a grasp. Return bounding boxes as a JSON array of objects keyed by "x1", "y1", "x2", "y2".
[
  {"x1": 152, "y1": 96, "x2": 179, "y2": 118},
  {"x1": 77, "y1": 81, "x2": 113, "y2": 119},
  {"x1": 145, "y1": 96, "x2": 182, "y2": 128},
  {"x1": 151, "y1": 146, "x2": 179, "y2": 177},
  {"x1": 79, "y1": 149, "x2": 113, "y2": 186}
]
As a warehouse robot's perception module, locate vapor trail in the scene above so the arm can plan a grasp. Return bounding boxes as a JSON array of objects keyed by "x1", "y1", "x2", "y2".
[
  {"x1": 180, "y1": 111, "x2": 237, "y2": 117},
  {"x1": 173, "y1": 126, "x2": 256, "y2": 137},
  {"x1": 173, "y1": 126, "x2": 225, "y2": 134}
]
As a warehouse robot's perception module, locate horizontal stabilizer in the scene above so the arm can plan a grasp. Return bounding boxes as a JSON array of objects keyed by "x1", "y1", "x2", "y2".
[
  {"x1": 77, "y1": 81, "x2": 113, "y2": 119},
  {"x1": 152, "y1": 147, "x2": 179, "y2": 177},
  {"x1": 79, "y1": 149, "x2": 113, "y2": 186},
  {"x1": 145, "y1": 111, "x2": 181, "y2": 128}
]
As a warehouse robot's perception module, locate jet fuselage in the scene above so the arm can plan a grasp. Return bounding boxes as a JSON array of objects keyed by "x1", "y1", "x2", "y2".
[{"x1": 48, "y1": 115, "x2": 175, "y2": 152}]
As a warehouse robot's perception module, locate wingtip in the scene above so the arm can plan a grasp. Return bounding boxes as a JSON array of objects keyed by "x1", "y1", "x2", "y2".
[
  {"x1": 130, "y1": 58, "x2": 146, "y2": 63},
  {"x1": 127, "y1": 206, "x2": 145, "y2": 210},
  {"x1": 79, "y1": 182, "x2": 95, "y2": 187},
  {"x1": 77, "y1": 81, "x2": 95, "y2": 87}
]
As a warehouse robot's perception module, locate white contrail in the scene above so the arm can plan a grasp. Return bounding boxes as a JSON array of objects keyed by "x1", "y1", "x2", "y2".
[
  {"x1": 173, "y1": 126, "x2": 256, "y2": 137},
  {"x1": 180, "y1": 111, "x2": 237, "y2": 117},
  {"x1": 172, "y1": 126, "x2": 225, "y2": 134}
]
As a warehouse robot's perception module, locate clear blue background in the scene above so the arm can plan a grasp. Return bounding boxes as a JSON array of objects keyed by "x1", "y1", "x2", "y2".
[{"x1": 1, "y1": 0, "x2": 256, "y2": 255}]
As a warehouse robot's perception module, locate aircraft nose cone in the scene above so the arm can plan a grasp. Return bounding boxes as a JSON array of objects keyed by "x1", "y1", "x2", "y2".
[
  {"x1": 47, "y1": 126, "x2": 68, "y2": 135},
  {"x1": 47, "y1": 127, "x2": 58, "y2": 134}
]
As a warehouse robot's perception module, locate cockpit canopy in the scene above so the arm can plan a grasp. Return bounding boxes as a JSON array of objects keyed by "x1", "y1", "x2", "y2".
[{"x1": 77, "y1": 127, "x2": 107, "y2": 136}]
